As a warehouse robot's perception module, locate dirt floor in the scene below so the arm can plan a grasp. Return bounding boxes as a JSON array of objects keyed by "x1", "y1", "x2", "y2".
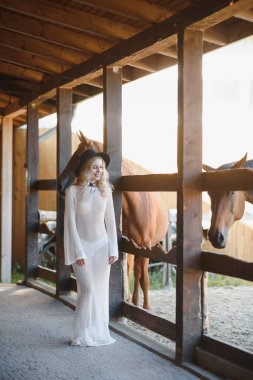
[{"x1": 126, "y1": 286, "x2": 253, "y2": 353}]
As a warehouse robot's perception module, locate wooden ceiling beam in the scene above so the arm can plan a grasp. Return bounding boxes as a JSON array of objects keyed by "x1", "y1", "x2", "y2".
[
  {"x1": 234, "y1": 8, "x2": 253, "y2": 22},
  {"x1": 74, "y1": 0, "x2": 173, "y2": 23},
  {"x1": 191, "y1": 0, "x2": 253, "y2": 29},
  {"x1": 0, "y1": 93, "x2": 18, "y2": 103},
  {"x1": 204, "y1": 25, "x2": 228, "y2": 45},
  {"x1": 0, "y1": 61, "x2": 46, "y2": 82},
  {"x1": 0, "y1": 29, "x2": 91, "y2": 65},
  {"x1": 73, "y1": 84, "x2": 101, "y2": 98},
  {"x1": 0, "y1": 0, "x2": 138, "y2": 40},
  {"x1": 129, "y1": 54, "x2": 177, "y2": 73},
  {"x1": 227, "y1": 18, "x2": 253, "y2": 42},
  {"x1": 158, "y1": 46, "x2": 178, "y2": 59},
  {"x1": 3, "y1": 0, "x2": 242, "y2": 116},
  {"x1": 0, "y1": 9, "x2": 113, "y2": 54},
  {"x1": 0, "y1": 45, "x2": 71, "y2": 74}
]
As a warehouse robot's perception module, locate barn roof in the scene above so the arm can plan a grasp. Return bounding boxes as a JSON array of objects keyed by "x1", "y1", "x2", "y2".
[{"x1": 0, "y1": 0, "x2": 253, "y2": 127}]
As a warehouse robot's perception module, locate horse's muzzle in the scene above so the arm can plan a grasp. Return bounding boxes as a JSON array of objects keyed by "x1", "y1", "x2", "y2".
[{"x1": 209, "y1": 230, "x2": 226, "y2": 249}]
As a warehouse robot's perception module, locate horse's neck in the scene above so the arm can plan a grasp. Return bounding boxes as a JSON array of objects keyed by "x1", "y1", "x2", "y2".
[
  {"x1": 243, "y1": 161, "x2": 253, "y2": 204},
  {"x1": 245, "y1": 191, "x2": 253, "y2": 204}
]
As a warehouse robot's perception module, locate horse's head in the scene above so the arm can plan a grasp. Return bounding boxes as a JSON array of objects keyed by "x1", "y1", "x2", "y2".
[
  {"x1": 203, "y1": 154, "x2": 247, "y2": 249},
  {"x1": 57, "y1": 131, "x2": 102, "y2": 195}
]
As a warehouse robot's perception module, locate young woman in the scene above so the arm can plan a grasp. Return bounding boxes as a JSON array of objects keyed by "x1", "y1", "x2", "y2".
[{"x1": 64, "y1": 149, "x2": 118, "y2": 347}]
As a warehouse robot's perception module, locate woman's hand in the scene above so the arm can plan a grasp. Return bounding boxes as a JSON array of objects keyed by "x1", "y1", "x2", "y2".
[
  {"x1": 76, "y1": 258, "x2": 86, "y2": 266},
  {"x1": 109, "y1": 256, "x2": 118, "y2": 265}
]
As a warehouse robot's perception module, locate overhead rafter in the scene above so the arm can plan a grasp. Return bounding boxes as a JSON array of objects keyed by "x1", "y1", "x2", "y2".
[
  {"x1": 0, "y1": 0, "x2": 139, "y2": 40},
  {"x1": 234, "y1": 8, "x2": 253, "y2": 22},
  {"x1": 0, "y1": 9, "x2": 113, "y2": 53},
  {"x1": 4, "y1": 0, "x2": 247, "y2": 117},
  {"x1": 73, "y1": 0, "x2": 173, "y2": 22},
  {"x1": 191, "y1": 0, "x2": 253, "y2": 29},
  {"x1": 0, "y1": 46, "x2": 72, "y2": 74},
  {"x1": 0, "y1": 29, "x2": 91, "y2": 65}
]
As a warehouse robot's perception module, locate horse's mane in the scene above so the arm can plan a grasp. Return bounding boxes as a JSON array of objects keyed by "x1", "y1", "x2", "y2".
[{"x1": 218, "y1": 159, "x2": 253, "y2": 170}]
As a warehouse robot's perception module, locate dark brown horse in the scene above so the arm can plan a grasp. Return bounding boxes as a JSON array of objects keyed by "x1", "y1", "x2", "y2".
[
  {"x1": 58, "y1": 132, "x2": 168, "y2": 309},
  {"x1": 203, "y1": 154, "x2": 253, "y2": 249}
]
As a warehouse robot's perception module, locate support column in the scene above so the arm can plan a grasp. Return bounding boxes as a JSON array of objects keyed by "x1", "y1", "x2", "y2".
[
  {"x1": 56, "y1": 87, "x2": 72, "y2": 296},
  {"x1": 25, "y1": 104, "x2": 39, "y2": 281},
  {"x1": 1, "y1": 117, "x2": 13, "y2": 283},
  {"x1": 103, "y1": 66, "x2": 123, "y2": 318},
  {"x1": 176, "y1": 29, "x2": 203, "y2": 362}
]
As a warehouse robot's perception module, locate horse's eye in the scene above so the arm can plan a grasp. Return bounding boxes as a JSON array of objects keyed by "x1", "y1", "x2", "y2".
[{"x1": 229, "y1": 191, "x2": 234, "y2": 197}]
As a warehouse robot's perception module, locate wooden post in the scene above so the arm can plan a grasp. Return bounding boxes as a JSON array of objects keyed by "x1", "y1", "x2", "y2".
[
  {"x1": 56, "y1": 87, "x2": 72, "y2": 296},
  {"x1": 25, "y1": 103, "x2": 39, "y2": 280},
  {"x1": 1, "y1": 117, "x2": 13, "y2": 283},
  {"x1": 103, "y1": 66, "x2": 123, "y2": 318},
  {"x1": 176, "y1": 29, "x2": 203, "y2": 362}
]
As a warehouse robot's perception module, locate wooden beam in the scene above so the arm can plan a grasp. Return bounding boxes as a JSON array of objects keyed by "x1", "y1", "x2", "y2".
[
  {"x1": 35, "y1": 179, "x2": 57, "y2": 191},
  {"x1": 0, "y1": 61, "x2": 46, "y2": 82},
  {"x1": 0, "y1": 117, "x2": 13, "y2": 283},
  {"x1": 103, "y1": 66, "x2": 122, "y2": 318},
  {"x1": 25, "y1": 103, "x2": 39, "y2": 280},
  {"x1": 234, "y1": 8, "x2": 253, "y2": 22},
  {"x1": 191, "y1": 0, "x2": 253, "y2": 29},
  {"x1": 0, "y1": 8, "x2": 112, "y2": 54},
  {"x1": 56, "y1": 88, "x2": 72, "y2": 296},
  {"x1": 37, "y1": 266, "x2": 57, "y2": 284},
  {"x1": 200, "y1": 335, "x2": 253, "y2": 372},
  {"x1": 204, "y1": 24, "x2": 228, "y2": 45},
  {"x1": 117, "y1": 174, "x2": 178, "y2": 192},
  {"x1": 0, "y1": 29, "x2": 91, "y2": 65},
  {"x1": 201, "y1": 168, "x2": 253, "y2": 191},
  {"x1": 122, "y1": 301, "x2": 177, "y2": 341},
  {"x1": 122, "y1": 237, "x2": 177, "y2": 265},
  {"x1": 176, "y1": 29, "x2": 203, "y2": 363},
  {"x1": 0, "y1": 45, "x2": 71, "y2": 74},
  {"x1": 0, "y1": 0, "x2": 138, "y2": 40},
  {"x1": 227, "y1": 18, "x2": 253, "y2": 43},
  {"x1": 75, "y1": 0, "x2": 173, "y2": 23},
  {"x1": 3, "y1": 0, "x2": 238, "y2": 115},
  {"x1": 201, "y1": 251, "x2": 253, "y2": 282}
]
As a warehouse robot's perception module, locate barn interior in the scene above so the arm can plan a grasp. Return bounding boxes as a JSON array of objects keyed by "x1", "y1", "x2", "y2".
[{"x1": 1, "y1": 1, "x2": 253, "y2": 379}]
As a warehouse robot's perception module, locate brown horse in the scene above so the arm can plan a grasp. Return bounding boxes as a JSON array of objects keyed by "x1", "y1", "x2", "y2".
[
  {"x1": 58, "y1": 132, "x2": 168, "y2": 309},
  {"x1": 203, "y1": 154, "x2": 253, "y2": 249}
]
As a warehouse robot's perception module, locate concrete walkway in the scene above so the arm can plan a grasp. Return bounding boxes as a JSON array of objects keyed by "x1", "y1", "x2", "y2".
[{"x1": 1, "y1": 284, "x2": 204, "y2": 380}]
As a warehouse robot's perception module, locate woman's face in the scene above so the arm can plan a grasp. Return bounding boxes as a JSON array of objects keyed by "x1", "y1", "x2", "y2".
[{"x1": 91, "y1": 157, "x2": 104, "y2": 183}]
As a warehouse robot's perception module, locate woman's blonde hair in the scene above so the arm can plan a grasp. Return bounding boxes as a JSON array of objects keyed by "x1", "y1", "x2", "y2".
[{"x1": 76, "y1": 156, "x2": 111, "y2": 197}]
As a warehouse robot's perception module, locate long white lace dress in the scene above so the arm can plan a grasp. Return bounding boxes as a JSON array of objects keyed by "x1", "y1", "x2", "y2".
[{"x1": 64, "y1": 184, "x2": 118, "y2": 347}]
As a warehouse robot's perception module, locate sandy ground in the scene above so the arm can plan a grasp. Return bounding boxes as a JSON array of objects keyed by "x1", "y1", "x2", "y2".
[{"x1": 126, "y1": 286, "x2": 253, "y2": 353}]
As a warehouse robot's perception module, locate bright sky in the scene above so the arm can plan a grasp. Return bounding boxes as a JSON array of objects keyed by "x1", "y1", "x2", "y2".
[{"x1": 41, "y1": 36, "x2": 253, "y2": 175}]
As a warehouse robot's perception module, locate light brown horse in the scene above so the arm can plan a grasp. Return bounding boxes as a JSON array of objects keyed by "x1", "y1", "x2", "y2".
[
  {"x1": 203, "y1": 154, "x2": 253, "y2": 249},
  {"x1": 58, "y1": 132, "x2": 168, "y2": 309}
]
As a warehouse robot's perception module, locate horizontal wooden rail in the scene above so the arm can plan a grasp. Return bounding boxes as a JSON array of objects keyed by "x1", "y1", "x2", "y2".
[
  {"x1": 37, "y1": 266, "x2": 57, "y2": 283},
  {"x1": 35, "y1": 179, "x2": 57, "y2": 191},
  {"x1": 122, "y1": 301, "x2": 176, "y2": 341},
  {"x1": 202, "y1": 168, "x2": 253, "y2": 191},
  {"x1": 201, "y1": 251, "x2": 253, "y2": 282},
  {"x1": 200, "y1": 335, "x2": 253, "y2": 371},
  {"x1": 117, "y1": 173, "x2": 178, "y2": 192},
  {"x1": 69, "y1": 276, "x2": 77, "y2": 292},
  {"x1": 122, "y1": 237, "x2": 177, "y2": 264}
]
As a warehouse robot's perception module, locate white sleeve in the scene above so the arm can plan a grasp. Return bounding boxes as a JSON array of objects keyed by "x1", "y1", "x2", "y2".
[
  {"x1": 105, "y1": 190, "x2": 119, "y2": 258},
  {"x1": 64, "y1": 187, "x2": 87, "y2": 265}
]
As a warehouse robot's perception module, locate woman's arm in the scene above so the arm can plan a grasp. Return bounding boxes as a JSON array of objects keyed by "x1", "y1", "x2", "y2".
[
  {"x1": 64, "y1": 187, "x2": 87, "y2": 265},
  {"x1": 105, "y1": 190, "x2": 118, "y2": 260}
]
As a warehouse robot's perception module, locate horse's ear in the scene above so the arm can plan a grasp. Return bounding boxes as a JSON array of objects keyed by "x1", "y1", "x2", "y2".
[
  {"x1": 232, "y1": 153, "x2": 247, "y2": 169},
  {"x1": 77, "y1": 131, "x2": 89, "y2": 144},
  {"x1": 202, "y1": 164, "x2": 216, "y2": 172}
]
